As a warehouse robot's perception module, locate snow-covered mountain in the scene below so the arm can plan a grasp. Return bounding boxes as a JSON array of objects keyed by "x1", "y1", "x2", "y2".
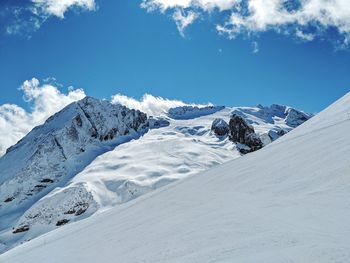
[
  {"x1": 0, "y1": 97, "x2": 311, "y2": 253},
  {"x1": 1, "y1": 92, "x2": 348, "y2": 263}
]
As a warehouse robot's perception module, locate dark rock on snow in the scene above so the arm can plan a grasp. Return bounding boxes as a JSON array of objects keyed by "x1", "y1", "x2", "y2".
[
  {"x1": 285, "y1": 108, "x2": 310, "y2": 128},
  {"x1": 13, "y1": 225, "x2": 30, "y2": 234},
  {"x1": 268, "y1": 127, "x2": 287, "y2": 141},
  {"x1": 211, "y1": 118, "x2": 229, "y2": 136},
  {"x1": 56, "y1": 219, "x2": 70, "y2": 226},
  {"x1": 229, "y1": 114, "x2": 263, "y2": 154},
  {"x1": 148, "y1": 117, "x2": 170, "y2": 129}
]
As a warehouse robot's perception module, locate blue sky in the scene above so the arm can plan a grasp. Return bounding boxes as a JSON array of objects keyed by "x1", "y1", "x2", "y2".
[{"x1": 0, "y1": 0, "x2": 349, "y2": 113}]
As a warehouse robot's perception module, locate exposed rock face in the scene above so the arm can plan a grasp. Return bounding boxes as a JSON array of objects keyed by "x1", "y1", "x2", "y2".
[
  {"x1": 148, "y1": 117, "x2": 170, "y2": 129},
  {"x1": 12, "y1": 186, "x2": 96, "y2": 236},
  {"x1": 56, "y1": 219, "x2": 69, "y2": 226},
  {"x1": 285, "y1": 108, "x2": 310, "y2": 128},
  {"x1": 168, "y1": 105, "x2": 225, "y2": 120},
  {"x1": 268, "y1": 127, "x2": 287, "y2": 141},
  {"x1": 211, "y1": 118, "x2": 229, "y2": 136},
  {"x1": 254, "y1": 104, "x2": 312, "y2": 125},
  {"x1": 232, "y1": 104, "x2": 312, "y2": 145},
  {"x1": 12, "y1": 225, "x2": 29, "y2": 234},
  {"x1": 229, "y1": 114, "x2": 263, "y2": 154}
]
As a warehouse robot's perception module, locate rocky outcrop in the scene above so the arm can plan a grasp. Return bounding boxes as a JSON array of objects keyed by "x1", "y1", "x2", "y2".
[
  {"x1": 148, "y1": 117, "x2": 170, "y2": 129},
  {"x1": 12, "y1": 225, "x2": 29, "y2": 234},
  {"x1": 56, "y1": 219, "x2": 70, "y2": 226},
  {"x1": 237, "y1": 104, "x2": 312, "y2": 126},
  {"x1": 210, "y1": 115, "x2": 263, "y2": 154},
  {"x1": 268, "y1": 127, "x2": 287, "y2": 141},
  {"x1": 229, "y1": 114, "x2": 263, "y2": 154},
  {"x1": 168, "y1": 105, "x2": 225, "y2": 120},
  {"x1": 211, "y1": 118, "x2": 229, "y2": 136},
  {"x1": 285, "y1": 108, "x2": 310, "y2": 128},
  {"x1": 229, "y1": 104, "x2": 312, "y2": 148}
]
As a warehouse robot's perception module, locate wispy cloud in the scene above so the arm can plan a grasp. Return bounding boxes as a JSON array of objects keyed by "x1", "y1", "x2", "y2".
[
  {"x1": 4, "y1": 0, "x2": 96, "y2": 36},
  {"x1": 295, "y1": 29, "x2": 315, "y2": 41},
  {"x1": 141, "y1": 0, "x2": 350, "y2": 47},
  {"x1": 111, "y1": 93, "x2": 210, "y2": 116},
  {"x1": 0, "y1": 78, "x2": 85, "y2": 156},
  {"x1": 251, "y1": 41, "x2": 259, "y2": 53},
  {"x1": 173, "y1": 9, "x2": 198, "y2": 37}
]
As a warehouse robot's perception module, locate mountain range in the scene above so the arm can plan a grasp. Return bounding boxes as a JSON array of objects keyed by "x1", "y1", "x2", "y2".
[{"x1": 0, "y1": 96, "x2": 312, "y2": 254}]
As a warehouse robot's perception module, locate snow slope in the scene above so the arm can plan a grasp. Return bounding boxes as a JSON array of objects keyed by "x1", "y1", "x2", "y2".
[
  {"x1": 1, "y1": 93, "x2": 348, "y2": 263},
  {"x1": 0, "y1": 100, "x2": 311, "y2": 253}
]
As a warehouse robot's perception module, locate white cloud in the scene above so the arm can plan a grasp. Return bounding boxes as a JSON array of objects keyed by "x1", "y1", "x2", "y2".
[
  {"x1": 141, "y1": 0, "x2": 350, "y2": 47},
  {"x1": 5, "y1": 0, "x2": 96, "y2": 35},
  {"x1": 111, "y1": 93, "x2": 210, "y2": 117},
  {"x1": 141, "y1": 0, "x2": 240, "y2": 11},
  {"x1": 141, "y1": 0, "x2": 240, "y2": 34},
  {"x1": 0, "y1": 78, "x2": 85, "y2": 156},
  {"x1": 32, "y1": 0, "x2": 96, "y2": 18}
]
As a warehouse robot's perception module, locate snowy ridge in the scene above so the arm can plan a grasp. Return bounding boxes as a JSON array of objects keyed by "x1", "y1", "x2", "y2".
[
  {"x1": 1, "y1": 93, "x2": 348, "y2": 263},
  {"x1": 0, "y1": 99, "x2": 311, "y2": 253},
  {"x1": 0, "y1": 97, "x2": 152, "y2": 249}
]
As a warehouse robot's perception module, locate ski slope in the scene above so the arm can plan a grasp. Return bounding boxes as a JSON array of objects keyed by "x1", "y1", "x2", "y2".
[{"x1": 3, "y1": 94, "x2": 346, "y2": 262}]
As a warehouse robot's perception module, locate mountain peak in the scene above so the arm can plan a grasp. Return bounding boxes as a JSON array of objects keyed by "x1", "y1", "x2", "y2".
[{"x1": 0, "y1": 97, "x2": 152, "y2": 237}]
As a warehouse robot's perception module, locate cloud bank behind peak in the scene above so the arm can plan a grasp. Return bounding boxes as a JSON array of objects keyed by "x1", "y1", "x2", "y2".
[
  {"x1": 0, "y1": 78, "x2": 210, "y2": 156},
  {"x1": 111, "y1": 93, "x2": 210, "y2": 117},
  {"x1": 0, "y1": 78, "x2": 85, "y2": 156}
]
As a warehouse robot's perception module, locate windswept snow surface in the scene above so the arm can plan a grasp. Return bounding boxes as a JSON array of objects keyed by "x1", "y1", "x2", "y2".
[{"x1": 1, "y1": 93, "x2": 349, "y2": 263}]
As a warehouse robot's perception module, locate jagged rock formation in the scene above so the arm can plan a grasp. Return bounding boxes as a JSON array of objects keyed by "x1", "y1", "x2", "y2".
[
  {"x1": 268, "y1": 127, "x2": 287, "y2": 141},
  {"x1": 211, "y1": 118, "x2": 229, "y2": 136},
  {"x1": 228, "y1": 114, "x2": 263, "y2": 154},
  {"x1": 284, "y1": 108, "x2": 310, "y2": 127},
  {"x1": 254, "y1": 104, "x2": 311, "y2": 125},
  {"x1": 232, "y1": 104, "x2": 312, "y2": 145},
  {"x1": 207, "y1": 103, "x2": 312, "y2": 154}
]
